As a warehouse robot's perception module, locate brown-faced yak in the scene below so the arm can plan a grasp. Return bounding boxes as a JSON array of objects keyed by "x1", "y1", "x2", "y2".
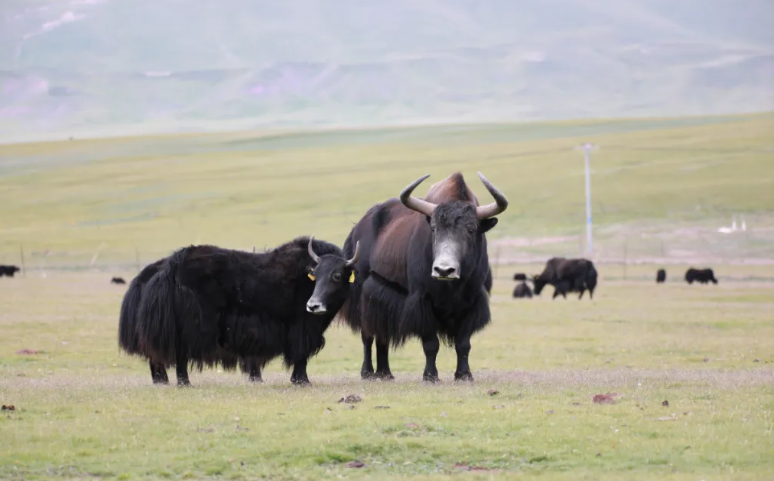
[{"x1": 334, "y1": 172, "x2": 507, "y2": 382}]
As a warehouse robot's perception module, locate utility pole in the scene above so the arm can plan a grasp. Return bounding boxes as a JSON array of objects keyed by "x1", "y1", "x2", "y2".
[{"x1": 575, "y1": 143, "x2": 598, "y2": 256}]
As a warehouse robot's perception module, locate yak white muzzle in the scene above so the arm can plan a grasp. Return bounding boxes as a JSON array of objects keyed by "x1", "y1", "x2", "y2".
[
  {"x1": 306, "y1": 299, "x2": 327, "y2": 314},
  {"x1": 432, "y1": 240, "x2": 461, "y2": 280}
]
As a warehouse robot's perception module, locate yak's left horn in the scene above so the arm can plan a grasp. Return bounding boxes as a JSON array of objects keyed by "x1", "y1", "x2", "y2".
[{"x1": 475, "y1": 172, "x2": 509, "y2": 219}]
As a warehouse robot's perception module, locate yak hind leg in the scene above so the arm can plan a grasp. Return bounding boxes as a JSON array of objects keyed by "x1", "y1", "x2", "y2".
[
  {"x1": 150, "y1": 361, "x2": 169, "y2": 385},
  {"x1": 247, "y1": 358, "x2": 263, "y2": 383},
  {"x1": 360, "y1": 333, "x2": 375, "y2": 379},
  {"x1": 374, "y1": 338, "x2": 394, "y2": 380},
  {"x1": 175, "y1": 351, "x2": 191, "y2": 387},
  {"x1": 290, "y1": 358, "x2": 310, "y2": 385}
]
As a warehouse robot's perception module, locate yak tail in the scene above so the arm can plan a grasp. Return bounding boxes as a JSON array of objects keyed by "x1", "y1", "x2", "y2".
[
  {"x1": 118, "y1": 275, "x2": 147, "y2": 356},
  {"x1": 136, "y1": 251, "x2": 201, "y2": 366},
  {"x1": 586, "y1": 264, "x2": 598, "y2": 298}
]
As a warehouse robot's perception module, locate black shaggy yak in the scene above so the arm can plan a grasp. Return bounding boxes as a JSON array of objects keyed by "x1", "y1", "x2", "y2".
[
  {"x1": 121, "y1": 237, "x2": 358, "y2": 386},
  {"x1": 685, "y1": 267, "x2": 717, "y2": 285},
  {"x1": 512, "y1": 281, "x2": 533, "y2": 299},
  {"x1": 338, "y1": 172, "x2": 507, "y2": 382},
  {"x1": 656, "y1": 269, "x2": 666, "y2": 283},
  {"x1": 118, "y1": 255, "x2": 322, "y2": 384},
  {"x1": 111, "y1": 276, "x2": 126, "y2": 285},
  {"x1": 533, "y1": 257, "x2": 598, "y2": 300},
  {"x1": 0, "y1": 265, "x2": 20, "y2": 277}
]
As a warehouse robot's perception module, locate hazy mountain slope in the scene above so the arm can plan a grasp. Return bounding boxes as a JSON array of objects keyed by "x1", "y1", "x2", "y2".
[{"x1": 1, "y1": 0, "x2": 772, "y2": 142}]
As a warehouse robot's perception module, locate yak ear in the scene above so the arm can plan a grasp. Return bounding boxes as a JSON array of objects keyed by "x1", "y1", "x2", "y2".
[
  {"x1": 425, "y1": 216, "x2": 432, "y2": 225},
  {"x1": 480, "y1": 217, "x2": 498, "y2": 233}
]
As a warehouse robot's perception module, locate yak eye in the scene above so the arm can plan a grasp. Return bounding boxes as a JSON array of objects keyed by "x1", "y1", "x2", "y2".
[{"x1": 332, "y1": 272, "x2": 342, "y2": 282}]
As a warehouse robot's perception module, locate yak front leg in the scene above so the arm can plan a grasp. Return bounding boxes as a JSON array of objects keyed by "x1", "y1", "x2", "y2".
[
  {"x1": 290, "y1": 358, "x2": 310, "y2": 385},
  {"x1": 360, "y1": 333, "x2": 375, "y2": 379}
]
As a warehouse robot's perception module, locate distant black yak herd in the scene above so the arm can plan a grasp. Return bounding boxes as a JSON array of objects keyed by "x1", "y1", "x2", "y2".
[{"x1": 4, "y1": 171, "x2": 723, "y2": 386}]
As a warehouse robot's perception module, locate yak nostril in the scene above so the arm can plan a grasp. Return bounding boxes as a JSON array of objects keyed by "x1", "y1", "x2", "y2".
[
  {"x1": 307, "y1": 303, "x2": 319, "y2": 312},
  {"x1": 433, "y1": 266, "x2": 456, "y2": 277}
]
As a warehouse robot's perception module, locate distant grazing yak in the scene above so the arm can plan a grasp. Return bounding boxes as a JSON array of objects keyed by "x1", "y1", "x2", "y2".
[
  {"x1": 111, "y1": 277, "x2": 126, "y2": 285},
  {"x1": 513, "y1": 272, "x2": 527, "y2": 282},
  {"x1": 512, "y1": 281, "x2": 533, "y2": 299},
  {"x1": 533, "y1": 257, "x2": 598, "y2": 300},
  {"x1": 0, "y1": 265, "x2": 20, "y2": 277},
  {"x1": 656, "y1": 269, "x2": 666, "y2": 283},
  {"x1": 338, "y1": 172, "x2": 507, "y2": 382},
  {"x1": 119, "y1": 237, "x2": 358, "y2": 386},
  {"x1": 685, "y1": 267, "x2": 717, "y2": 285}
]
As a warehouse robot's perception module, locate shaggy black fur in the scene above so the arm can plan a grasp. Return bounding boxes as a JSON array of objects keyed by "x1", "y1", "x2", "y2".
[
  {"x1": 119, "y1": 237, "x2": 352, "y2": 386},
  {"x1": 685, "y1": 267, "x2": 718, "y2": 284},
  {"x1": 533, "y1": 257, "x2": 598, "y2": 300},
  {"x1": 340, "y1": 173, "x2": 503, "y2": 383},
  {"x1": 0, "y1": 265, "x2": 20, "y2": 277},
  {"x1": 656, "y1": 269, "x2": 666, "y2": 283},
  {"x1": 119, "y1": 259, "x2": 247, "y2": 384}
]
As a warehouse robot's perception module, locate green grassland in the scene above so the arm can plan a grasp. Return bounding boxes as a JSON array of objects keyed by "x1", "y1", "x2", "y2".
[
  {"x1": 1, "y1": 113, "x2": 773, "y2": 266},
  {"x1": 1, "y1": 114, "x2": 774, "y2": 480}
]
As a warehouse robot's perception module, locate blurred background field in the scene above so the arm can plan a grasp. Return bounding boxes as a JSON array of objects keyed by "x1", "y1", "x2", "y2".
[{"x1": 2, "y1": 113, "x2": 773, "y2": 277}]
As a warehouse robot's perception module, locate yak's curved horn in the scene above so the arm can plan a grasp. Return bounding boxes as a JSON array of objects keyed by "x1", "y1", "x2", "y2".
[
  {"x1": 475, "y1": 172, "x2": 509, "y2": 219},
  {"x1": 345, "y1": 241, "x2": 360, "y2": 267},
  {"x1": 399, "y1": 174, "x2": 437, "y2": 217},
  {"x1": 308, "y1": 236, "x2": 321, "y2": 264}
]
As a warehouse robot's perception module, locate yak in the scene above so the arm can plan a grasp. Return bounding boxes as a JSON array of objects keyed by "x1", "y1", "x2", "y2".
[
  {"x1": 656, "y1": 269, "x2": 666, "y2": 283},
  {"x1": 685, "y1": 267, "x2": 717, "y2": 284},
  {"x1": 335, "y1": 172, "x2": 507, "y2": 382},
  {"x1": 533, "y1": 257, "x2": 598, "y2": 300},
  {"x1": 119, "y1": 259, "x2": 249, "y2": 384},
  {"x1": 0, "y1": 265, "x2": 20, "y2": 277},
  {"x1": 122, "y1": 236, "x2": 358, "y2": 386},
  {"x1": 512, "y1": 281, "x2": 533, "y2": 299},
  {"x1": 111, "y1": 276, "x2": 127, "y2": 285}
]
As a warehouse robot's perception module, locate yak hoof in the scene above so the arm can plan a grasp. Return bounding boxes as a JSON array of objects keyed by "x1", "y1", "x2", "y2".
[
  {"x1": 422, "y1": 373, "x2": 440, "y2": 383},
  {"x1": 248, "y1": 376, "x2": 264, "y2": 383},
  {"x1": 152, "y1": 379, "x2": 169, "y2": 385},
  {"x1": 361, "y1": 370, "x2": 376, "y2": 380},
  {"x1": 454, "y1": 371, "x2": 474, "y2": 382},
  {"x1": 176, "y1": 380, "x2": 192, "y2": 388},
  {"x1": 291, "y1": 377, "x2": 311, "y2": 386},
  {"x1": 375, "y1": 371, "x2": 395, "y2": 381}
]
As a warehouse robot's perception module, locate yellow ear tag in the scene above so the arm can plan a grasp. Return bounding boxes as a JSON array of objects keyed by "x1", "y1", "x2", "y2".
[
  {"x1": 349, "y1": 271, "x2": 355, "y2": 283},
  {"x1": 308, "y1": 272, "x2": 315, "y2": 281}
]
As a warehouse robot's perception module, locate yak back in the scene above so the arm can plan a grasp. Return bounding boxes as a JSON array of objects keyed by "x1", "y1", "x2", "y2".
[
  {"x1": 539, "y1": 257, "x2": 594, "y2": 282},
  {"x1": 173, "y1": 237, "x2": 341, "y2": 319}
]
